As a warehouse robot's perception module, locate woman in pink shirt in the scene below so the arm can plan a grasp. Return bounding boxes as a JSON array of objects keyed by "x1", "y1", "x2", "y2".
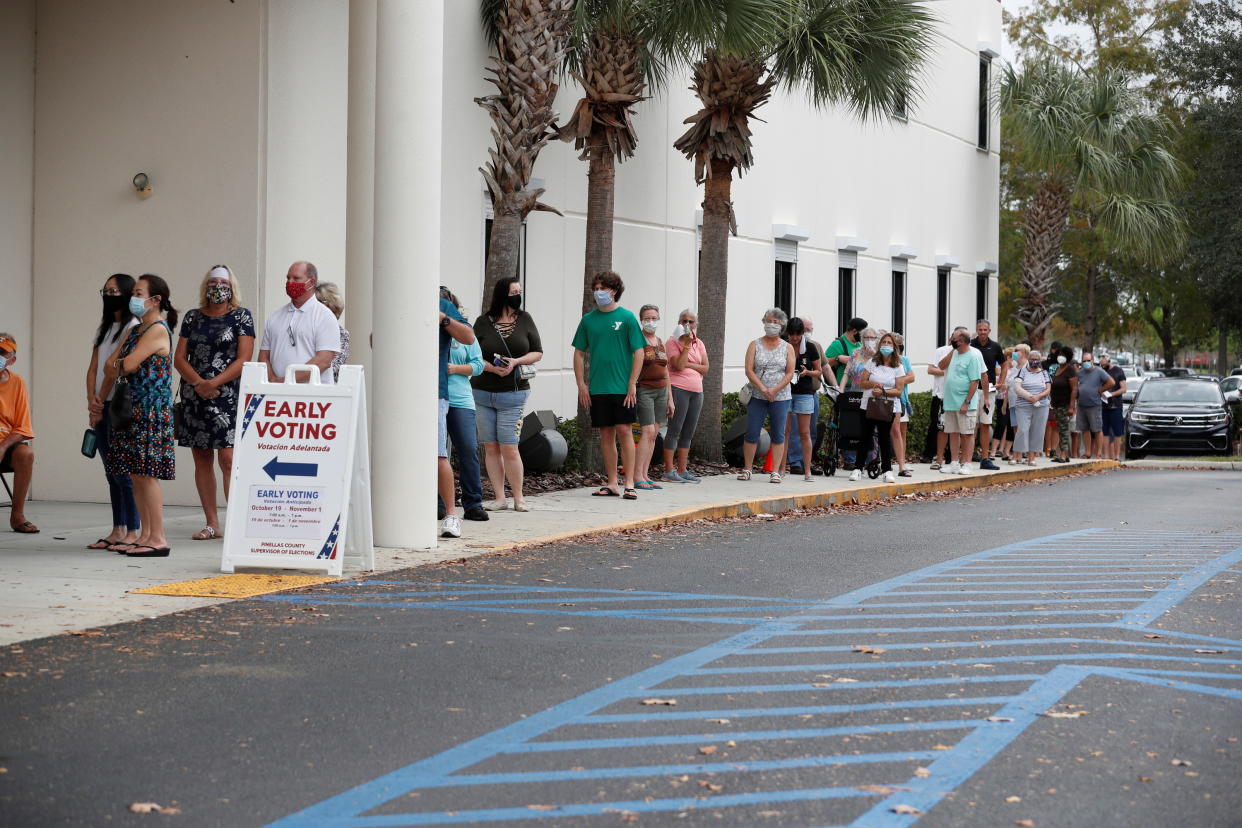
[{"x1": 660, "y1": 310, "x2": 709, "y2": 483}]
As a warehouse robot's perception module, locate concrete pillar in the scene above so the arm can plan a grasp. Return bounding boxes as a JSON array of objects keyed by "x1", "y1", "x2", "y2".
[
  {"x1": 371, "y1": 0, "x2": 443, "y2": 549},
  {"x1": 345, "y1": 0, "x2": 376, "y2": 421}
]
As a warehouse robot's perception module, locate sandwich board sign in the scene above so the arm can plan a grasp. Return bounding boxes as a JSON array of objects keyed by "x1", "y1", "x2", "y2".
[{"x1": 222, "y1": 363, "x2": 374, "y2": 576}]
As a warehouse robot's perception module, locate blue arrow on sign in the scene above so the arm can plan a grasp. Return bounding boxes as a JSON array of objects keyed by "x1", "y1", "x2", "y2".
[{"x1": 263, "y1": 456, "x2": 318, "y2": 481}]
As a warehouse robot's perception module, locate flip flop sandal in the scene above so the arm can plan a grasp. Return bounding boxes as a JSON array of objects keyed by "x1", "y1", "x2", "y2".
[
  {"x1": 622, "y1": 488, "x2": 638, "y2": 500},
  {"x1": 634, "y1": 481, "x2": 658, "y2": 490},
  {"x1": 10, "y1": 521, "x2": 39, "y2": 534},
  {"x1": 87, "y1": 538, "x2": 116, "y2": 549},
  {"x1": 591, "y1": 487, "x2": 621, "y2": 497},
  {"x1": 126, "y1": 546, "x2": 171, "y2": 558},
  {"x1": 191, "y1": 526, "x2": 219, "y2": 540},
  {"x1": 112, "y1": 543, "x2": 139, "y2": 554}
]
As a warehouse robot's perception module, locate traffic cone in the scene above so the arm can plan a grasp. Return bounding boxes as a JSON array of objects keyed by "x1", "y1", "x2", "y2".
[{"x1": 762, "y1": 450, "x2": 773, "y2": 472}]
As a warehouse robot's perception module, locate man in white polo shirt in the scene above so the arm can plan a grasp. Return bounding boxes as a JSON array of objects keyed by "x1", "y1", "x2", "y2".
[{"x1": 258, "y1": 261, "x2": 341, "y2": 384}]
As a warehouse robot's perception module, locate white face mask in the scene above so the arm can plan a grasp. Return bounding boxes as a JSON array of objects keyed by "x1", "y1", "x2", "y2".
[
  {"x1": 763, "y1": 323, "x2": 782, "y2": 337},
  {"x1": 1057, "y1": 355, "x2": 1067, "y2": 364},
  {"x1": 641, "y1": 320, "x2": 659, "y2": 333},
  {"x1": 672, "y1": 324, "x2": 686, "y2": 339}
]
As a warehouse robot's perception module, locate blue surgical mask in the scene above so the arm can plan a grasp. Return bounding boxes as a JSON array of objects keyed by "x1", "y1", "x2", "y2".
[
  {"x1": 1083, "y1": 360, "x2": 1093, "y2": 369},
  {"x1": 593, "y1": 289, "x2": 613, "y2": 307},
  {"x1": 879, "y1": 345, "x2": 894, "y2": 356},
  {"x1": 129, "y1": 296, "x2": 149, "y2": 317}
]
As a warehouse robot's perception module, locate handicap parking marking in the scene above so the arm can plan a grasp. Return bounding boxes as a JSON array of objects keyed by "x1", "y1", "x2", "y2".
[{"x1": 267, "y1": 529, "x2": 1242, "y2": 827}]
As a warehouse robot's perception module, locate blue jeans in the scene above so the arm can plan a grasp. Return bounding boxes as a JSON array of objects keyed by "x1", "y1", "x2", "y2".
[
  {"x1": 745, "y1": 398, "x2": 792, "y2": 445},
  {"x1": 446, "y1": 405, "x2": 483, "y2": 511},
  {"x1": 96, "y1": 406, "x2": 140, "y2": 530},
  {"x1": 787, "y1": 394, "x2": 819, "y2": 466}
]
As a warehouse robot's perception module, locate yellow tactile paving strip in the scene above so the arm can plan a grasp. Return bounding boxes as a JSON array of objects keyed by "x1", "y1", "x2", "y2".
[{"x1": 129, "y1": 574, "x2": 340, "y2": 598}]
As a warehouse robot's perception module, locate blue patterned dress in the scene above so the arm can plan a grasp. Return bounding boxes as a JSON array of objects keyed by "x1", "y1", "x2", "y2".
[
  {"x1": 176, "y1": 307, "x2": 256, "y2": 449},
  {"x1": 106, "y1": 321, "x2": 175, "y2": 480}
]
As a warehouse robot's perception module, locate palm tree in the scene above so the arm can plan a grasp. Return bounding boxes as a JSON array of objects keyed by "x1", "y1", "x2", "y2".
[
  {"x1": 1002, "y1": 58, "x2": 1185, "y2": 349},
  {"x1": 477, "y1": 0, "x2": 576, "y2": 303},
  {"x1": 672, "y1": 0, "x2": 936, "y2": 462}
]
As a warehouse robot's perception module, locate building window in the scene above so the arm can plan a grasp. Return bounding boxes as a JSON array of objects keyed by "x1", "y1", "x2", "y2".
[
  {"x1": 483, "y1": 217, "x2": 527, "y2": 292},
  {"x1": 838, "y1": 267, "x2": 855, "y2": 334},
  {"x1": 976, "y1": 272, "x2": 989, "y2": 323},
  {"x1": 977, "y1": 56, "x2": 991, "y2": 150},
  {"x1": 936, "y1": 267, "x2": 950, "y2": 345},
  {"x1": 891, "y1": 270, "x2": 906, "y2": 335},
  {"x1": 774, "y1": 261, "x2": 796, "y2": 318}
]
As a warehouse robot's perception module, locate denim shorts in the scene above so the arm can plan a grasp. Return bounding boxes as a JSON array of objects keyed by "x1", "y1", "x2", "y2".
[
  {"x1": 472, "y1": 388, "x2": 529, "y2": 445},
  {"x1": 438, "y1": 398, "x2": 450, "y2": 458},
  {"x1": 745, "y1": 397, "x2": 792, "y2": 444},
  {"x1": 791, "y1": 393, "x2": 816, "y2": 415}
]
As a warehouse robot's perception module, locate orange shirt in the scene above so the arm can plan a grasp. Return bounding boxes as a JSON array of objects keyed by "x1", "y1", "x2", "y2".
[{"x1": 0, "y1": 371, "x2": 34, "y2": 441}]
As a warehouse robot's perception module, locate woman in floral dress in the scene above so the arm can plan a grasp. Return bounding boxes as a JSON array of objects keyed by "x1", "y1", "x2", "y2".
[
  {"x1": 101, "y1": 274, "x2": 179, "y2": 558},
  {"x1": 174, "y1": 265, "x2": 256, "y2": 540}
]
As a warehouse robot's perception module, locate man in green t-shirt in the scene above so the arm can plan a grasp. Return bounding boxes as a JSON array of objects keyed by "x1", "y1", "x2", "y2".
[
  {"x1": 822, "y1": 317, "x2": 868, "y2": 385},
  {"x1": 572, "y1": 271, "x2": 646, "y2": 499}
]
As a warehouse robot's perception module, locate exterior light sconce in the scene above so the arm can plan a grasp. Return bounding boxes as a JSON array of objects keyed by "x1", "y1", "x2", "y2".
[{"x1": 133, "y1": 172, "x2": 153, "y2": 199}]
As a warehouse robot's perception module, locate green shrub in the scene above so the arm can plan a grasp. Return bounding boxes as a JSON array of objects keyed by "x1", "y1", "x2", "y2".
[
  {"x1": 905, "y1": 390, "x2": 933, "y2": 461},
  {"x1": 555, "y1": 414, "x2": 586, "y2": 471}
]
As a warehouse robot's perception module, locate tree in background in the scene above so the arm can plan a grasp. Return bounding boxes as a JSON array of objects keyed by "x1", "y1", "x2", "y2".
[
  {"x1": 672, "y1": 0, "x2": 935, "y2": 461},
  {"x1": 478, "y1": 0, "x2": 576, "y2": 303}
]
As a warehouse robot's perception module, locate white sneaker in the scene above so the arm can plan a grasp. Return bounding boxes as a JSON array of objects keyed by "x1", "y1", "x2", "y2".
[
  {"x1": 956, "y1": 463, "x2": 973, "y2": 475},
  {"x1": 848, "y1": 469, "x2": 863, "y2": 482},
  {"x1": 440, "y1": 515, "x2": 461, "y2": 538},
  {"x1": 882, "y1": 471, "x2": 896, "y2": 484},
  {"x1": 941, "y1": 461, "x2": 960, "y2": 475}
]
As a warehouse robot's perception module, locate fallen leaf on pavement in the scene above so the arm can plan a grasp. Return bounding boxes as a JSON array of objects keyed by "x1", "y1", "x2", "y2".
[
  {"x1": 914, "y1": 767, "x2": 932, "y2": 778},
  {"x1": 1042, "y1": 710, "x2": 1088, "y2": 719},
  {"x1": 1015, "y1": 820, "x2": 1036, "y2": 827},
  {"x1": 1194, "y1": 649, "x2": 1224, "y2": 654},
  {"x1": 707, "y1": 718, "x2": 730, "y2": 724},
  {"x1": 1005, "y1": 795, "x2": 1021, "y2": 803},
  {"x1": 834, "y1": 677, "x2": 859, "y2": 683},
  {"x1": 128, "y1": 802, "x2": 180, "y2": 815},
  {"x1": 987, "y1": 716, "x2": 1015, "y2": 723},
  {"x1": 698, "y1": 780, "x2": 723, "y2": 792},
  {"x1": 1171, "y1": 759, "x2": 1192, "y2": 766},
  {"x1": 641, "y1": 698, "x2": 677, "y2": 706},
  {"x1": 1143, "y1": 634, "x2": 1163, "y2": 639},
  {"x1": 526, "y1": 805, "x2": 556, "y2": 811},
  {"x1": 698, "y1": 745, "x2": 718, "y2": 755},
  {"x1": 852, "y1": 645, "x2": 887, "y2": 654},
  {"x1": 932, "y1": 744, "x2": 952, "y2": 751},
  {"x1": 857, "y1": 784, "x2": 911, "y2": 794},
  {"x1": 890, "y1": 804, "x2": 922, "y2": 815}
]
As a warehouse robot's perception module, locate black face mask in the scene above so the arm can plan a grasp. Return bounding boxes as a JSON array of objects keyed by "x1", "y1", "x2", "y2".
[
  {"x1": 505, "y1": 294, "x2": 522, "y2": 311},
  {"x1": 1028, "y1": 359, "x2": 1042, "y2": 371},
  {"x1": 102, "y1": 295, "x2": 128, "y2": 315}
]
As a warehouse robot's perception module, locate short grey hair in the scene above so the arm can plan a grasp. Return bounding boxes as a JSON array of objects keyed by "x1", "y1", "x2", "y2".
[
  {"x1": 678, "y1": 308, "x2": 696, "y2": 321},
  {"x1": 762, "y1": 308, "x2": 788, "y2": 327},
  {"x1": 639, "y1": 304, "x2": 660, "y2": 318},
  {"x1": 976, "y1": 318, "x2": 991, "y2": 327},
  {"x1": 315, "y1": 281, "x2": 345, "y2": 319}
]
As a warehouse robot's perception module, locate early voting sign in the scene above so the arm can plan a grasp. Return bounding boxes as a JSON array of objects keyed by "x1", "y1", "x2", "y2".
[{"x1": 222, "y1": 363, "x2": 374, "y2": 576}]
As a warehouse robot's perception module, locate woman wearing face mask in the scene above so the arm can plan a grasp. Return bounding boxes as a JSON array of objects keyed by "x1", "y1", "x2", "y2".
[
  {"x1": 633, "y1": 305, "x2": 673, "y2": 489},
  {"x1": 889, "y1": 332, "x2": 915, "y2": 477},
  {"x1": 1047, "y1": 345, "x2": 1078, "y2": 462},
  {"x1": 836, "y1": 327, "x2": 880, "y2": 471},
  {"x1": 991, "y1": 346, "x2": 1019, "y2": 462},
  {"x1": 1008, "y1": 348, "x2": 1052, "y2": 465},
  {"x1": 662, "y1": 310, "x2": 708, "y2": 483},
  {"x1": 85, "y1": 274, "x2": 141, "y2": 550},
  {"x1": 472, "y1": 276, "x2": 543, "y2": 511},
  {"x1": 173, "y1": 265, "x2": 256, "y2": 541},
  {"x1": 739, "y1": 309, "x2": 795, "y2": 482},
  {"x1": 857, "y1": 332, "x2": 907, "y2": 483},
  {"x1": 100, "y1": 274, "x2": 179, "y2": 557},
  {"x1": 781, "y1": 317, "x2": 822, "y2": 482}
]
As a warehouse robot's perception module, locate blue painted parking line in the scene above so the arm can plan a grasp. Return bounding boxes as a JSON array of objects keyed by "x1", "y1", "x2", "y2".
[{"x1": 267, "y1": 530, "x2": 1242, "y2": 827}]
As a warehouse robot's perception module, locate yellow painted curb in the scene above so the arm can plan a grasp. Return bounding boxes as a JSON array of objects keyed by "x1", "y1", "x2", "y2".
[
  {"x1": 129, "y1": 573, "x2": 341, "y2": 598},
  {"x1": 487, "y1": 460, "x2": 1119, "y2": 554}
]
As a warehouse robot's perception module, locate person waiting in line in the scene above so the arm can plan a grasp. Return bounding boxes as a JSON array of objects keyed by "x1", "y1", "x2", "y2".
[
  {"x1": 1047, "y1": 345, "x2": 1077, "y2": 463},
  {"x1": 969, "y1": 319, "x2": 1004, "y2": 470},
  {"x1": 661, "y1": 309, "x2": 708, "y2": 484},
  {"x1": 1043, "y1": 339, "x2": 1065, "y2": 457},
  {"x1": 738, "y1": 309, "x2": 795, "y2": 483},
  {"x1": 84, "y1": 275, "x2": 139, "y2": 549},
  {"x1": 442, "y1": 287, "x2": 488, "y2": 523},
  {"x1": 924, "y1": 330, "x2": 957, "y2": 469},
  {"x1": 173, "y1": 265, "x2": 255, "y2": 541},
  {"x1": 572, "y1": 271, "x2": 645, "y2": 500},
  {"x1": 472, "y1": 276, "x2": 542, "y2": 512},
  {"x1": 1075, "y1": 351, "x2": 1115, "y2": 460},
  {"x1": 937, "y1": 327, "x2": 985, "y2": 475},
  {"x1": 257, "y1": 261, "x2": 340, "y2": 384},
  {"x1": 991, "y1": 345, "x2": 1021, "y2": 462},
  {"x1": 890, "y1": 332, "x2": 916, "y2": 477},
  {"x1": 633, "y1": 304, "x2": 673, "y2": 490},
  {"x1": 0, "y1": 334, "x2": 38, "y2": 534},
  {"x1": 99, "y1": 275, "x2": 178, "y2": 557},
  {"x1": 856, "y1": 331, "x2": 906, "y2": 483},
  {"x1": 787, "y1": 316, "x2": 833, "y2": 475},
  {"x1": 822, "y1": 316, "x2": 868, "y2": 387},
  {"x1": 315, "y1": 281, "x2": 351, "y2": 382},
  {"x1": 1009, "y1": 347, "x2": 1052, "y2": 465},
  {"x1": 1099, "y1": 353, "x2": 1127, "y2": 461},
  {"x1": 782, "y1": 317, "x2": 822, "y2": 482},
  {"x1": 436, "y1": 287, "x2": 476, "y2": 538}
]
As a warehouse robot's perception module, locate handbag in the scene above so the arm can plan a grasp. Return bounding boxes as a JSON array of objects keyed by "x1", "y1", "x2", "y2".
[
  {"x1": 496, "y1": 322, "x2": 536, "y2": 386},
  {"x1": 738, "y1": 383, "x2": 754, "y2": 406},
  {"x1": 865, "y1": 392, "x2": 895, "y2": 423},
  {"x1": 110, "y1": 376, "x2": 134, "y2": 430}
]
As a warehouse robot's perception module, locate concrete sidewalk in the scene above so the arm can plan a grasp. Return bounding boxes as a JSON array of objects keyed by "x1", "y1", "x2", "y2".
[{"x1": 0, "y1": 459, "x2": 1114, "y2": 645}]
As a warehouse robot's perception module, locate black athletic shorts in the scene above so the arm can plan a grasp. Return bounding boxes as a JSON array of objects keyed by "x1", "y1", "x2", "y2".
[{"x1": 590, "y1": 393, "x2": 637, "y2": 428}]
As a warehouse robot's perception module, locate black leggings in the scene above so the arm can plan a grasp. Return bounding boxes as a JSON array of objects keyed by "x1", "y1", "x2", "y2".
[{"x1": 854, "y1": 417, "x2": 894, "y2": 473}]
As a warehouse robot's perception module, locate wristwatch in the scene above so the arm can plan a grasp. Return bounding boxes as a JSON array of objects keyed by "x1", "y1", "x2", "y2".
[{"x1": 439, "y1": 316, "x2": 451, "y2": 329}]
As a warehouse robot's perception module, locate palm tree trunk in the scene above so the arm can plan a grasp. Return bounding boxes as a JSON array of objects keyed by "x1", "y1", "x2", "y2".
[
  {"x1": 484, "y1": 201, "x2": 523, "y2": 302},
  {"x1": 1015, "y1": 176, "x2": 1072, "y2": 349},
  {"x1": 1218, "y1": 329, "x2": 1230, "y2": 376},
  {"x1": 576, "y1": 130, "x2": 616, "y2": 472},
  {"x1": 694, "y1": 158, "x2": 735, "y2": 463},
  {"x1": 1084, "y1": 261, "x2": 1098, "y2": 353}
]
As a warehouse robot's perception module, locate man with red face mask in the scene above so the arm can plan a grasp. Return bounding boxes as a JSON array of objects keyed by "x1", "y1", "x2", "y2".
[{"x1": 258, "y1": 261, "x2": 342, "y2": 384}]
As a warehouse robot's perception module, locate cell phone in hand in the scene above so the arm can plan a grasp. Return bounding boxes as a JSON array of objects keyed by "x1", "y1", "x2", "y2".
[{"x1": 492, "y1": 355, "x2": 508, "y2": 367}]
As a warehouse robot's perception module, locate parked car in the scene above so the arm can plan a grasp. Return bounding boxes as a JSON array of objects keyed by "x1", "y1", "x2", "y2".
[
  {"x1": 1143, "y1": 370, "x2": 1165, "y2": 378},
  {"x1": 1221, "y1": 376, "x2": 1242, "y2": 431},
  {"x1": 1162, "y1": 367, "x2": 1192, "y2": 377},
  {"x1": 1125, "y1": 377, "x2": 1236, "y2": 458},
  {"x1": 1120, "y1": 365, "x2": 1147, "y2": 406},
  {"x1": 1193, "y1": 373, "x2": 1222, "y2": 383},
  {"x1": 1231, "y1": 366, "x2": 1242, "y2": 376}
]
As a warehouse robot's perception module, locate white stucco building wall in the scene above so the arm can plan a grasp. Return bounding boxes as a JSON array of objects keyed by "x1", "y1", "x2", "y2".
[{"x1": 1, "y1": 0, "x2": 1000, "y2": 508}]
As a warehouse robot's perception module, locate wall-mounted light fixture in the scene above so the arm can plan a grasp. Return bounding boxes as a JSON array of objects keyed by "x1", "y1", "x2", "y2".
[{"x1": 132, "y1": 172, "x2": 153, "y2": 199}]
